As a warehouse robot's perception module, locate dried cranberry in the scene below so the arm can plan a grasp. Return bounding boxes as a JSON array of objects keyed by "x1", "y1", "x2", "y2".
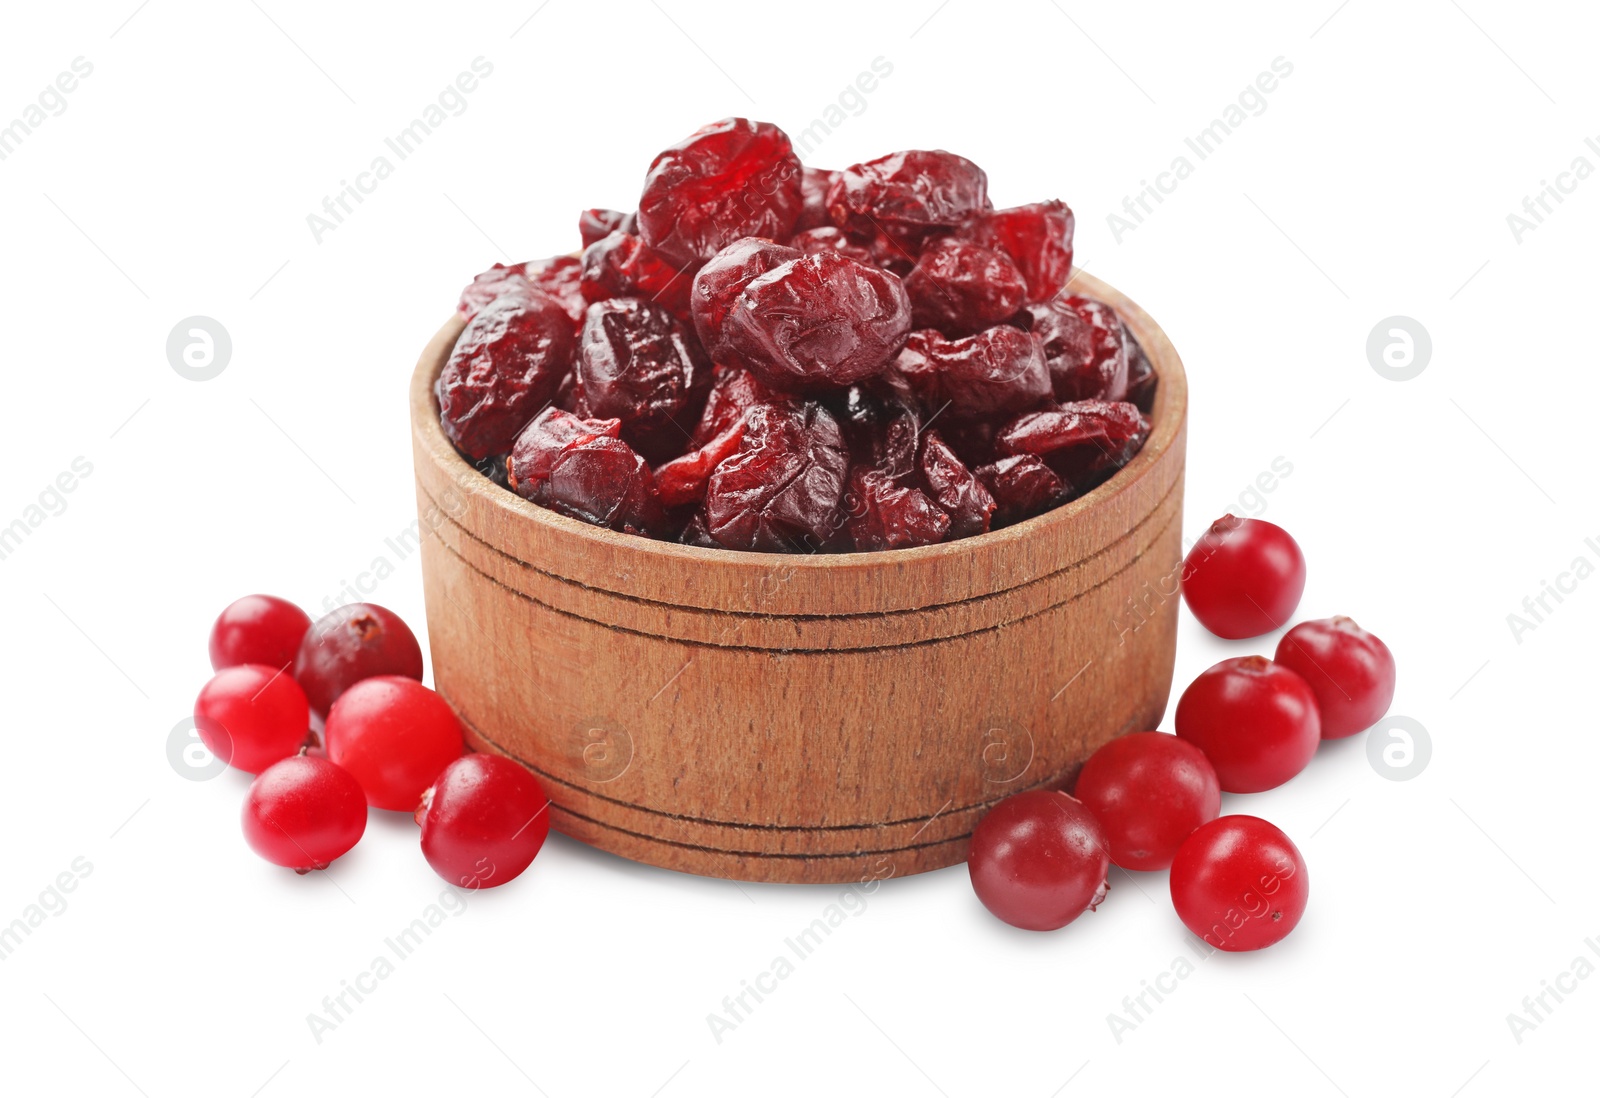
[
  {"x1": 996, "y1": 400, "x2": 1150, "y2": 492},
  {"x1": 1019, "y1": 295, "x2": 1130, "y2": 403},
  {"x1": 904, "y1": 238, "x2": 1028, "y2": 336},
  {"x1": 459, "y1": 258, "x2": 585, "y2": 327},
  {"x1": 722, "y1": 251, "x2": 912, "y2": 391},
  {"x1": 577, "y1": 299, "x2": 710, "y2": 461},
  {"x1": 544, "y1": 435, "x2": 664, "y2": 536},
  {"x1": 832, "y1": 379, "x2": 923, "y2": 484},
  {"x1": 704, "y1": 401, "x2": 849, "y2": 552},
  {"x1": 437, "y1": 289, "x2": 575, "y2": 461},
  {"x1": 457, "y1": 262, "x2": 530, "y2": 319},
  {"x1": 892, "y1": 326, "x2": 1051, "y2": 422},
  {"x1": 579, "y1": 208, "x2": 634, "y2": 248},
  {"x1": 961, "y1": 201, "x2": 1075, "y2": 302},
  {"x1": 637, "y1": 118, "x2": 804, "y2": 268},
  {"x1": 689, "y1": 237, "x2": 801, "y2": 362},
  {"x1": 976, "y1": 454, "x2": 1064, "y2": 526},
  {"x1": 846, "y1": 467, "x2": 950, "y2": 551},
  {"x1": 1125, "y1": 331, "x2": 1158, "y2": 413},
  {"x1": 920, "y1": 430, "x2": 995, "y2": 539},
  {"x1": 654, "y1": 417, "x2": 747, "y2": 507},
  {"x1": 579, "y1": 231, "x2": 697, "y2": 323},
  {"x1": 827, "y1": 150, "x2": 988, "y2": 239},
  {"x1": 507, "y1": 406, "x2": 622, "y2": 501},
  {"x1": 795, "y1": 166, "x2": 838, "y2": 232},
  {"x1": 678, "y1": 510, "x2": 721, "y2": 548},
  {"x1": 690, "y1": 365, "x2": 777, "y2": 447},
  {"x1": 787, "y1": 225, "x2": 875, "y2": 264}
]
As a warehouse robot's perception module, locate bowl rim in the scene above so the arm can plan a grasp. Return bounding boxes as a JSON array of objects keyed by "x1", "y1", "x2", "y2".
[{"x1": 411, "y1": 268, "x2": 1187, "y2": 576}]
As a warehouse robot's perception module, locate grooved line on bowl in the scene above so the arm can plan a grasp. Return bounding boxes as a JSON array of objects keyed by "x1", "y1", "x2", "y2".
[
  {"x1": 455, "y1": 698, "x2": 1102, "y2": 834},
  {"x1": 423, "y1": 495, "x2": 1176, "y2": 654},
  {"x1": 418, "y1": 467, "x2": 1179, "y2": 639}
]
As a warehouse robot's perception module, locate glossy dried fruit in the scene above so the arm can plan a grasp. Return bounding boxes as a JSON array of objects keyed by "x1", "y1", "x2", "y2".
[
  {"x1": 787, "y1": 225, "x2": 875, "y2": 264},
  {"x1": 1019, "y1": 295, "x2": 1130, "y2": 402},
  {"x1": 919, "y1": 430, "x2": 995, "y2": 539},
  {"x1": 437, "y1": 289, "x2": 576, "y2": 461},
  {"x1": 892, "y1": 326, "x2": 1051, "y2": 422},
  {"x1": 507, "y1": 406, "x2": 623, "y2": 501},
  {"x1": 689, "y1": 237, "x2": 801, "y2": 362},
  {"x1": 579, "y1": 208, "x2": 635, "y2": 248},
  {"x1": 723, "y1": 251, "x2": 912, "y2": 391},
  {"x1": 996, "y1": 400, "x2": 1149, "y2": 490},
  {"x1": 976, "y1": 454, "x2": 1064, "y2": 526},
  {"x1": 579, "y1": 230, "x2": 697, "y2": 322},
  {"x1": 846, "y1": 467, "x2": 950, "y2": 551},
  {"x1": 654, "y1": 418, "x2": 747, "y2": 507},
  {"x1": 545, "y1": 434, "x2": 664, "y2": 535},
  {"x1": 903, "y1": 238, "x2": 1028, "y2": 336},
  {"x1": 459, "y1": 257, "x2": 586, "y2": 327},
  {"x1": 637, "y1": 118, "x2": 804, "y2": 268},
  {"x1": 961, "y1": 200, "x2": 1074, "y2": 301},
  {"x1": 577, "y1": 298, "x2": 710, "y2": 459},
  {"x1": 1125, "y1": 331, "x2": 1158, "y2": 413},
  {"x1": 827, "y1": 150, "x2": 988, "y2": 238},
  {"x1": 795, "y1": 166, "x2": 838, "y2": 232},
  {"x1": 704, "y1": 401, "x2": 849, "y2": 551},
  {"x1": 691, "y1": 365, "x2": 777, "y2": 447}
]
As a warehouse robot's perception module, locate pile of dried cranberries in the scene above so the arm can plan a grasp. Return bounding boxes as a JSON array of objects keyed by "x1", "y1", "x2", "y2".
[
  {"x1": 969, "y1": 517, "x2": 1396, "y2": 951},
  {"x1": 198, "y1": 595, "x2": 550, "y2": 889},
  {"x1": 440, "y1": 117, "x2": 1155, "y2": 552}
]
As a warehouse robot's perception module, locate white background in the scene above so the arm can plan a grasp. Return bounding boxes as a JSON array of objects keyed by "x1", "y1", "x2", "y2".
[{"x1": 1, "y1": 1, "x2": 1595, "y2": 1094}]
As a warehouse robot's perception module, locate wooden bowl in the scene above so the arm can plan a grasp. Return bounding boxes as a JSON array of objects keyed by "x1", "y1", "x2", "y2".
[{"x1": 410, "y1": 270, "x2": 1187, "y2": 884}]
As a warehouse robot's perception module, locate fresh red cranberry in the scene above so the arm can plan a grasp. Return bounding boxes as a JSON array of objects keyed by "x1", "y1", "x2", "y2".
[
  {"x1": 294, "y1": 603, "x2": 424, "y2": 718},
  {"x1": 919, "y1": 430, "x2": 995, "y2": 538},
  {"x1": 437, "y1": 289, "x2": 576, "y2": 461},
  {"x1": 1073, "y1": 732, "x2": 1221, "y2": 871},
  {"x1": 1170, "y1": 815, "x2": 1309, "y2": 952},
  {"x1": 903, "y1": 239, "x2": 1028, "y2": 336},
  {"x1": 208, "y1": 595, "x2": 311, "y2": 672},
  {"x1": 722, "y1": 251, "x2": 912, "y2": 391},
  {"x1": 194, "y1": 664, "x2": 311, "y2": 774},
  {"x1": 416, "y1": 754, "x2": 551, "y2": 889},
  {"x1": 507, "y1": 406, "x2": 622, "y2": 502},
  {"x1": 689, "y1": 237, "x2": 801, "y2": 362},
  {"x1": 544, "y1": 434, "x2": 665, "y2": 536},
  {"x1": 326, "y1": 676, "x2": 464, "y2": 811},
  {"x1": 242, "y1": 754, "x2": 367, "y2": 872},
  {"x1": 960, "y1": 200, "x2": 1075, "y2": 302},
  {"x1": 579, "y1": 208, "x2": 634, "y2": 248},
  {"x1": 577, "y1": 298, "x2": 710, "y2": 459},
  {"x1": 637, "y1": 118, "x2": 804, "y2": 268},
  {"x1": 1018, "y1": 295, "x2": 1130, "y2": 403},
  {"x1": 1182, "y1": 516, "x2": 1307, "y2": 639},
  {"x1": 704, "y1": 400, "x2": 848, "y2": 551},
  {"x1": 827, "y1": 150, "x2": 989, "y2": 240},
  {"x1": 846, "y1": 467, "x2": 950, "y2": 551},
  {"x1": 578, "y1": 231, "x2": 697, "y2": 323},
  {"x1": 893, "y1": 326, "x2": 1052, "y2": 421},
  {"x1": 1175, "y1": 657, "x2": 1321, "y2": 793},
  {"x1": 967, "y1": 789, "x2": 1109, "y2": 931},
  {"x1": 975, "y1": 454, "x2": 1064, "y2": 526},
  {"x1": 1275, "y1": 617, "x2": 1397, "y2": 739}
]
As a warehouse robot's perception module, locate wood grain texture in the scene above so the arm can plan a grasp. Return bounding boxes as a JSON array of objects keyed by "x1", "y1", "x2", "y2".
[{"x1": 410, "y1": 270, "x2": 1188, "y2": 883}]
